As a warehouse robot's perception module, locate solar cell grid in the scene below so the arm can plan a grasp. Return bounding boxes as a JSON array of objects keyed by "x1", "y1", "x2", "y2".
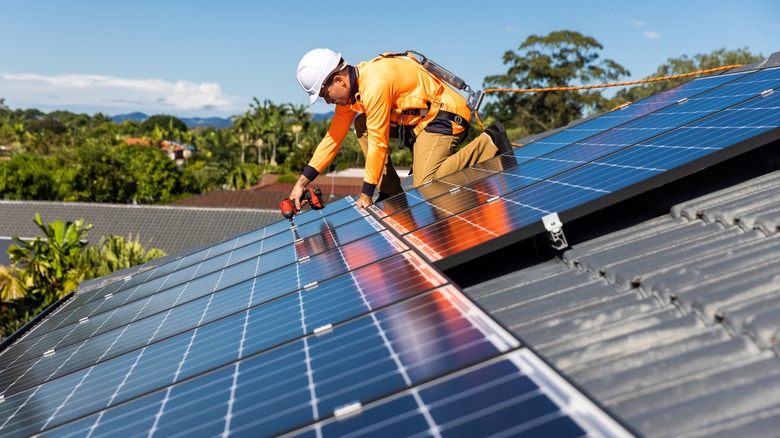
[
  {"x1": 385, "y1": 67, "x2": 780, "y2": 267},
  {"x1": 39, "y1": 198, "x2": 360, "y2": 321},
  {"x1": 373, "y1": 69, "x2": 751, "y2": 218},
  {"x1": 288, "y1": 349, "x2": 628, "y2": 438},
  {"x1": 3, "y1": 285, "x2": 520, "y2": 437},
  {"x1": 511, "y1": 70, "x2": 751, "y2": 158},
  {"x1": 0, "y1": 209, "x2": 382, "y2": 370},
  {"x1": 0, "y1": 227, "x2": 411, "y2": 399}
]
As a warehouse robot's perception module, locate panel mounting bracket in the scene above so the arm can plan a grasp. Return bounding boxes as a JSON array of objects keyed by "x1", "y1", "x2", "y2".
[{"x1": 541, "y1": 212, "x2": 568, "y2": 250}]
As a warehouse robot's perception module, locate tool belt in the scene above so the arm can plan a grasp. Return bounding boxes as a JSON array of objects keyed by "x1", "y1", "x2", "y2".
[{"x1": 398, "y1": 109, "x2": 471, "y2": 150}]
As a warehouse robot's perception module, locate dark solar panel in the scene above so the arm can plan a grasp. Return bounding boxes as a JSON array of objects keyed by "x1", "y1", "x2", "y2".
[
  {"x1": 373, "y1": 67, "x2": 780, "y2": 269},
  {"x1": 0, "y1": 204, "x2": 626, "y2": 437},
  {"x1": 291, "y1": 349, "x2": 627, "y2": 437}
]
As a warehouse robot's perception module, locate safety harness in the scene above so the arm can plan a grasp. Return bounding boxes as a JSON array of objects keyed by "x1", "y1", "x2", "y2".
[{"x1": 380, "y1": 51, "x2": 480, "y2": 150}]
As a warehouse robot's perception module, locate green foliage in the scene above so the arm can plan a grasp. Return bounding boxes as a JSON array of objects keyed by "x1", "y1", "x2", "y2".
[
  {"x1": 25, "y1": 115, "x2": 67, "y2": 136},
  {"x1": 115, "y1": 143, "x2": 198, "y2": 203},
  {"x1": 0, "y1": 153, "x2": 59, "y2": 199},
  {"x1": 482, "y1": 30, "x2": 630, "y2": 136},
  {"x1": 0, "y1": 141, "x2": 198, "y2": 203},
  {"x1": 138, "y1": 114, "x2": 188, "y2": 136},
  {"x1": 192, "y1": 128, "x2": 240, "y2": 189},
  {"x1": 1, "y1": 216, "x2": 166, "y2": 338},
  {"x1": 226, "y1": 163, "x2": 258, "y2": 190},
  {"x1": 609, "y1": 47, "x2": 764, "y2": 106},
  {"x1": 77, "y1": 234, "x2": 167, "y2": 280},
  {"x1": 58, "y1": 141, "x2": 136, "y2": 202},
  {"x1": 7, "y1": 214, "x2": 91, "y2": 312}
]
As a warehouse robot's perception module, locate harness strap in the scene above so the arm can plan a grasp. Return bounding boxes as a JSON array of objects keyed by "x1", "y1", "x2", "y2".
[
  {"x1": 411, "y1": 86, "x2": 444, "y2": 138},
  {"x1": 433, "y1": 110, "x2": 470, "y2": 132}
]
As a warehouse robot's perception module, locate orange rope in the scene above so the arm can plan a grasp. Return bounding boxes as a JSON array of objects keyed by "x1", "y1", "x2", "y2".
[{"x1": 474, "y1": 64, "x2": 745, "y2": 139}]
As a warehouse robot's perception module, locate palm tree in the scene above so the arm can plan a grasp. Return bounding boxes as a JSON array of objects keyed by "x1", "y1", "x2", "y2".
[
  {"x1": 287, "y1": 103, "x2": 312, "y2": 131},
  {"x1": 0, "y1": 265, "x2": 23, "y2": 301},
  {"x1": 8, "y1": 214, "x2": 92, "y2": 311},
  {"x1": 232, "y1": 110, "x2": 259, "y2": 164},
  {"x1": 250, "y1": 98, "x2": 290, "y2": 167}
]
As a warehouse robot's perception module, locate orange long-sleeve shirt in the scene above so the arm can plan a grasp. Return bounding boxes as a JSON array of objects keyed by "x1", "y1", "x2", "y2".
[{"x1": 302, "y1": 55, "x2": 471, "y2": 196}]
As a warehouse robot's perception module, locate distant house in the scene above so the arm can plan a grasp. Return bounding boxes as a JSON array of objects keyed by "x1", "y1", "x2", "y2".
[
  {"x1": 122, "y1": 138, "x2": 195, "y2": 164},
  {"x1": 0, "y1": 145, "x2": 12, "y2": 160}
]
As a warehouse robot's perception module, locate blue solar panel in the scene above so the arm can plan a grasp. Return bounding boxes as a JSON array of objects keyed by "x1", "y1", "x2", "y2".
[
  {"x1": 377, "y1": 67, "x2": 780, "y2": 267},
  {"x1": 2, "y1": 286, "x2": 514, "y2": 437},
  {"x1": 0, "y1": 198, "x2": 628, "y2": 437},
  {"x1": 291, "y1": 349, "x2": 628, "y2": 437},
  {"x1": 376, "y1": 69, "x2": 751, "y2": 217},
  {"x1": 511, "y1": 69, "x2": 753, "y2": 160},
  {"x1": 378, "y1": 68, "x2": 780, "y2": 234}
]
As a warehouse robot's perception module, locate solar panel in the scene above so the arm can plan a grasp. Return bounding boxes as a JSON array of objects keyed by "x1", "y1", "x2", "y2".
[
  {"x1": 290, "y1": 349, "x2": 627, "y2": 437},
  {"x1": 375, "y1": 68, "x2": 751, "y2": 217},
  {"x1": 372, "y1": 66, "x2": 780, "y2": 269},
  {"x1": 0, "y1": 203, "x2": 628, "y2": 437}
]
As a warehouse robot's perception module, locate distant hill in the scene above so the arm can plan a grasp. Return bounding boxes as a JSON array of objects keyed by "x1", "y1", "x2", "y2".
[
  {"x1": 111, "y1": 112, "x2": 148, "y2": 124},
  {"x1": 111, "y1": 112, "x2": 234, "y2": 129},
  {"x1": 112, "y1": 111, "x2": 334, "y2": 128},
  {"x1": 312, "y1": 111, "x2": 334, "y2": 121}
]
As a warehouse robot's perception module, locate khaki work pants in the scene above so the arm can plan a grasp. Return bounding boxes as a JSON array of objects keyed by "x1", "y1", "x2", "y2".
[{"x1": 354, "y1": 113, "x2": 499, "y2": 195}]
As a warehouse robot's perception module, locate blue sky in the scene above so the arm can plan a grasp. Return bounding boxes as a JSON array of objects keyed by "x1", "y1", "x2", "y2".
[{"x1": 1, "y1": 0, "x2": 778, "y2": 118}]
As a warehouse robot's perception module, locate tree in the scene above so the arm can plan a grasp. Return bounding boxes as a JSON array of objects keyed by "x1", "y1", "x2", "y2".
[
  {"x1": 0, "y1": 265, "x2": 23, "y2": 301},
  {"x1": 0, "y1": 153, "x2": 58, "y2": 200},
  {"x1": 482, "y1": 30, "x2": 630, "y2": 136},
  {"x1": 116, "y1": 143, "x2": 198, "y2": 203},
  {"x1": 232, "y1": 110, "x2": 259, "y2": 164},
  {"x1": 138, "y1": 114, "x2": 188, "y2": 137},
  {"x1": 8, "y1": 214, "x2": 92, "y2": 308},
  {"x1": 192, "y1": 128, "x2": 241, "y2": 189},
  {"x1": 226, "y1": 163, "x2": 258, "y2": 190},
  {"x1": 58, "y1": 141, "x2": 135, "y2": 202},
  {"x1": 2, "y1": 217, "x2": 167, "y2": 338},
  {"x1": 609, "y1": 48, "x2": 764, "y2": 106},
  {"x1": 75, "y1": 234, "x2": 167, "y2": 280},
  {"x1": 250, "y1": 99, "x2": 290, "y2": 167}
]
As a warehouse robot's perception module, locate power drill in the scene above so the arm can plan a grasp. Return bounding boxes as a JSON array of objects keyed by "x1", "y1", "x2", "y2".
[{"x1": 279, "y1": 186, "x2": 325, "y2": 227}]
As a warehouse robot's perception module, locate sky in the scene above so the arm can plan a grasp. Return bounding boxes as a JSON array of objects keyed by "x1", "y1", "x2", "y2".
[{"x1": 1, "y1": 0, "x2": 778, "y2": 119}]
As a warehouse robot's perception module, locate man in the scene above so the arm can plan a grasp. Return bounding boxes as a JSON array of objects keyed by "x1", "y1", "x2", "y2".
[{"x1": 289, "y1": 48, "x2": 513, "y2": 210}]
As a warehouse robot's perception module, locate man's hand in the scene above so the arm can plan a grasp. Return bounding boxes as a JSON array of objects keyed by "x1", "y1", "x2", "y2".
[
  {"x1": 289, "y1": 175, "x2": 311, "y2": 210},
  {"x1": 356, "y1": 193, "x2": 373, "y2": 209}
]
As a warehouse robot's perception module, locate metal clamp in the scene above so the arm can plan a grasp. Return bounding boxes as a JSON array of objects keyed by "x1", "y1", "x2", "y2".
[
  {"x1": 465, "y1": 86, "x2": 484, "y2": 112},
  {"x1": 541, "y1": 213, "x2": 568, "y2": 250}
]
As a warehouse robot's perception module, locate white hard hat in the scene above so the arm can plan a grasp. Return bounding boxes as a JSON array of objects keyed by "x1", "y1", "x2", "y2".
[{"x1": 297, "y1": 48, "x2": 342, "y2": 104}]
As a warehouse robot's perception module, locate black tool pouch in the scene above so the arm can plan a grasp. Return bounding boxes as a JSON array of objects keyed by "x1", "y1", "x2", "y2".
[{"x1": 398, "y1": 124, "x2": 417, "y2": 151}]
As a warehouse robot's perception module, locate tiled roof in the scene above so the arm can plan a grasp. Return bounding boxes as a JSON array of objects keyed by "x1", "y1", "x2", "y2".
[
  {"x1": 173, "y1": 189, "x2": 294, "y2": 209},
  {"x1": 465, "y1": 169, "x2": 780, "y2": 437},
  {"x1": 173, "y1": 186, "x2": 354, "y2": 209},
  {"x1": 0, "y1": 200, "x2": 279, "y2": 261}
]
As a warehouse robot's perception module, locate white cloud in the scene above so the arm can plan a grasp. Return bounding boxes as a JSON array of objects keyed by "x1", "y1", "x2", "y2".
[
  {"x1": 642, "y1": 31, "x2": 662, "y2": 39},
  {"x1": 0, "y1": 72, "x2": 245, "y2": 115}
]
